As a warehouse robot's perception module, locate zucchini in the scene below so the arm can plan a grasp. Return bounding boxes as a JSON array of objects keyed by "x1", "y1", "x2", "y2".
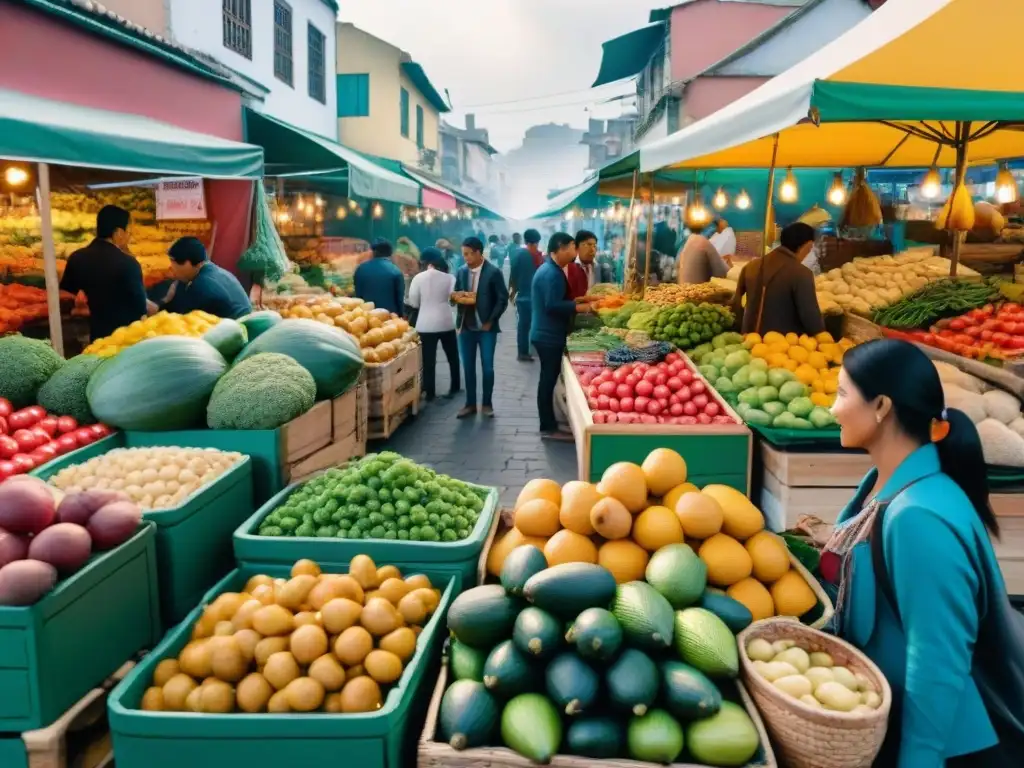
[
  {"x1": 523, "y1": 562, "x2": 616, "y2": 619},
  {"x1": 448, "y1": 585, "x2": 520, "y2": 649}
]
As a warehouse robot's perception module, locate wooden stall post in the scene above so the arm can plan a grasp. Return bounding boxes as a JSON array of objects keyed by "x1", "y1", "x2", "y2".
[
  {"x1": 622, "y1": 169, "x2": 640, "y2": 295},
  {"x1": 948, "y1": 120, "x2": 972, "y2": 277},
  {"x1": 642, "y1": 173, "x2": 656, "y2": 295},
  {"x1": 762, "y1": 133, "x2": 780, "y2": 256},
  {"x1": 36, "y1": 163, "x2": 64, "y2": 357}
]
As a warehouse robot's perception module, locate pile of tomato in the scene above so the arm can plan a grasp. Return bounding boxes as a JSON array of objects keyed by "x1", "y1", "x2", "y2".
[
  {"x1": 0, "y1": 398, "x2": 113, "y2": 480},
  {"x1": 883, "y1": 302, "x2": 1024, "y2": 360}
]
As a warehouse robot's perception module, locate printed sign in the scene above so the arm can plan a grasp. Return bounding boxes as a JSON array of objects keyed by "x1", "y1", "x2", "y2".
[{"x1": 156, "y1": 178, "x2": 207, "y2": 220}]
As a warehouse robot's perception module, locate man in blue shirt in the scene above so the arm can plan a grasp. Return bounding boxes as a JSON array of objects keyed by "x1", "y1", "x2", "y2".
[
  {"x1": 531, "y1": 232, "x2": 594, "y2": 441},
  {"x1": 155, "y1": 237, "x2": 251, "y2": 319},
  {"x1": 508, "y1": 228, "x2": 543, "y2": 362},
  {"x1": 353, "y1": 238, "x2": 405, "y2": 316},
  {"x1": 454, "y1": 236, "x2": 508, "y2": 419}
]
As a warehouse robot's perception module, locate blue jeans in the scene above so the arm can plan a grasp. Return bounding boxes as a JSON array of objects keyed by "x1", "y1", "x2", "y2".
[
  {"x1": 515, "y1": 297, "x2": 532, "y2": 358},
  {"x1": 458, "y1": 329, "x2": 498, "y2": 408}
]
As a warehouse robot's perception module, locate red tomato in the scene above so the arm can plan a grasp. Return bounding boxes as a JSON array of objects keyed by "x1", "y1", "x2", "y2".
[
  {"x1": 0, "y1": 460, "x2": 15, "y2": 481},
  {"x1": 683, "y1": 401, "x2": 698, "y2": 416},
  {"x1": 597, "y1": 394, "x2": 610, "y2": 410},
  {"x1": 28, "y1": 449, "x2": 51, "y2": 466},
  {"x1": 665, "y1": 352, "x2": 680, "y2": 364},
  {"x1": 666, "y1": 376, "x2": 683, "y2": 392},
  {"x1": 605, "y1": 412, "x2": 618, "y2": 424},
  {"x1": 697, "y1": 413, "x2": 713, "y2": 425},
  {"x1": 679, "y1": 369, "x2": 694, "y2": 385},
  {"x1": 0, "y1": 416, "x2": 6, "y2": 436},
  {"x1": 588, "y1": 397, "x2": 599, "y2": 410},
  {"x1": 690, "y1": 380, "x2": 707, "y2": 395},
  {"x1": 612, "y1": 367, "x2": 630, "y2": 384},
  {"x1": 948, "y1": 318, "x2": 967, "y2": 331},
  {"x1": 954, "y1": 334, "x2": 974, "y2": 347},
  {"x1": 693, "y1": 393, "x2": 710, "y2": 410},
  {"x1": 0, "y1": 436, "x2": 18, "y2": 460},
  {"x1": 56, "y1": 417, "x2": 77, "y2": 436},
  {"x1": 0, "y1": 398, "x2": 11, "y2": 418},
  {"x1": 669, "y1": 402, "x2": 684, "y2": 416},
  {"x1": 30, "y1": 427, "x2": 49, "y2": 445},
  {"x1": 647, "y1": 400, "x2": 663, "y2": 416},
  {"x1": 677, "y1": 385, "x2": 692, "y2": 402},
  {"x1": 25, "y1": 406, "x2": 45, "y2": 422},
  {"x1": 619, "y1": 397, "x2": 635, "y2": 412},
  {"x1": 6, "y1": 409, "x2": 37, "y2": 431},
  {"x1": 37, "y1": 417, "x2": 59, "y2": 437},
  {"x1": 35, "y1": 442, "x2": 58, "y2": 461},
  {"x1": 651, "y1": 385, "x2": 670, "y2": 401},
  {"x1": 992, "y1": 332, "x2": 1011, "y2": 347},
  {"x1": 643, "y1": 369, "x2": 660, "y2": 384},
  {"x1": 598, "y1": 381, "x2": 617, "y2": 397},
  {"x1": 74, "y1": 427, "x2": 98, "y2": 446},
  {"x1": 654, "y1": 372, "x2": 668, "y2": 386},
  {"x1": 13, "y1": 429, "x2": 39, "y2": 452},
  {"x1": 11, "y1": 454, "x2": 35, "y2": 473},
  {"x1": 704, "y1": 402, "x2": 721, "y2": 417},
  {"x1": 625, "y1": 374, "x2": 640, "y2": 388},
  {"x1": 608, "y1": 398, "x2": 620, "y2": 413},
  {"x1": 679, "y1": 416, "x2": 698, "y2": 425},
  {"x1": 640, "y1": 414, "x2": 657, "y2": 424},
  {"x1": 965, "y1": 326, "x2": 983, "y2": 339},
  {"x1": 56, "y1": 434, "x2": 79, "y2": 454},
  {"x1": 634, "y1": 396, "x2": 651, "y2": 412},
  {"x1": 635, "y1": 380, "x2": 654, "y2": 397}
]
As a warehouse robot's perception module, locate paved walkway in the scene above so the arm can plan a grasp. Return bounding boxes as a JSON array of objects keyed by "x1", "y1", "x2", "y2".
[{"x1": 376, "y1": 329, "x2": 577, "y2": 508}]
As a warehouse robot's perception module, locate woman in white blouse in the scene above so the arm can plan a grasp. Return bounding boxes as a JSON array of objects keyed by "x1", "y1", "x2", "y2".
[{"x1": 407, "y1": 248, "x2": 461, "y2": 401}]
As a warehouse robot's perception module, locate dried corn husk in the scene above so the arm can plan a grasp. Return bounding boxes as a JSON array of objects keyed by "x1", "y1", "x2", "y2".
[
  {"x1": 841, "y1": 168, "x2": 883, "y2": 228},
  {"x1": 936, "y1": 182, "x2": 976, "y2": 232}
]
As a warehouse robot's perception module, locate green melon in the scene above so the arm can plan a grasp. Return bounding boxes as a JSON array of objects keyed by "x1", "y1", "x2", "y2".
[
  {"x1": 202, "y1": 318, "x2": 248, "y2": 360},
  {"x1": 238, "y1": 310, "x2": 282, "y2": 340}
]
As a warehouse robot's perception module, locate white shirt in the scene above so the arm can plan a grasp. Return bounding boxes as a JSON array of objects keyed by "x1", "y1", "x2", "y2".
[
  {"x1": 407, "y1": 268, "x2": 457, "y2": 333},
  {"x1": 709, "y1": 227, "x2": 737, "y2": 258}
]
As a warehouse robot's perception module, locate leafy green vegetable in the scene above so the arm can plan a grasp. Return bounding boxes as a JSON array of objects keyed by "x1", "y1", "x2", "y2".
[
  {"x1": 0, "y1": 335, "x2": 64, "y2": 408},
  {"x1": 206, "y1": 352, "x2": 316, "y2": 429},
  {"x1": 36, "y1": 354, "x2": 103, "y2": 423}
]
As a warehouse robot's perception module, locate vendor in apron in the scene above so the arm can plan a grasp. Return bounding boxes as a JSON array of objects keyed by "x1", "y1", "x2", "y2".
[
  {"x1": 798, "y1": 338, "x2": 1023, "y2": 767},
  {"x1": 731, "y1": 222, "x2": 825, "y2": 337}
]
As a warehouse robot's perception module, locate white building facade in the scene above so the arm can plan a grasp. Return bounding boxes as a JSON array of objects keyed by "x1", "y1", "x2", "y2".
[{"x1": 167, "y1": 0, "x2": 338, "y2": 138}]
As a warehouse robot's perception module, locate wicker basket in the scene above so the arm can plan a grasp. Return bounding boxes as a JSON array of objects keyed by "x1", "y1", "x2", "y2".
[
  {"x1": 736, "y1": 619, "x2": 892, "y2": 768},
  {"x1": 785, "y1": 548, "x2": 834, "y2": 631}
]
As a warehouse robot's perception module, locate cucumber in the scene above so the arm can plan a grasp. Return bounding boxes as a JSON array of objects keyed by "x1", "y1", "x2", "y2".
[
  {"x1": 523, "y1": 562, "x2": 617, "y2": 619},
  {"x1": 500, "y1": 545, "x2": 547, "y2": 596},
  {"x1": 661, "y1": 660, "x2": 722, "y2": 720},
  {"x1": 513, "y1": 607, "x2": 562, "y2": 660},
  {"x1": 566, "y1": 717, "x2": 626, "y2": 759},
  {"x1": 606, "y1": 648, "x2": 660, "y2": 716},
  {"x1": 439, "y1": 679, "x2": 499, "y2": 750},
  {"x1": 627, "y1": 709, "x2": 685, "y2": 764},
  {"x1": 566, "y1": 607, "x2": 622, "y2": 663},
  {"x1": 698, "y1": 590, "x2": 753, "y2": 634},
  {"x1": 545, "y1": 652, "x2": 600, "y2": 716},
  {"x1": 483, "y1": 640, "x2": 536, "y2": 699},
  {"x1": 501, "y1": 693, "x2": 563, "y2": 765},
  {"x1": 448, "y1": 584, "x2": 520, "y2": 649},
  {"x1": 611, "y1": 580, "x2": 674, "y2": 650},
  {"x1": 450, "y1": 640, "x2": 487, "y2": 682}
]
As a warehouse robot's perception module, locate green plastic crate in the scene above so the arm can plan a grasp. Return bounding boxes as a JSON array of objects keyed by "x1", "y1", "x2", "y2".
[
  {"x1": 0, "y1": 522, "x2": 160, "y2": 732},
  {"x1": 232, "y1": 480, "x2": 500, "y2": 593},
  {"x1": 108, "y1": 563, "x2": 456, "y2": 768},
  {"x1": 36, "y1": 451, "x2": 256, "y2": 628},
  {"x1": 28, "y1": 432, "x2": 125, "y2": 479}
]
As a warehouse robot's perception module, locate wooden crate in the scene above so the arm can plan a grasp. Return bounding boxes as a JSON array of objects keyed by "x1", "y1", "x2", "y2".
[
  {"x1": 417, "y1": 662, "x2": 777, "y2": 768},
  {"x1": 563, "y1": 357, "x2": 753, "y2": 493},
  {"x1": 285, "y1": 380, "x2": 368, "y2": 483},
  {"x1": 366, "y1": 345, "x2": 422, "y2": 419},
  {"x1": 0, "y1": 660, "x2": 135, "y2": 768},
  {"x1": 280, "y1": 400, "x2": 332, "y2": 465}
]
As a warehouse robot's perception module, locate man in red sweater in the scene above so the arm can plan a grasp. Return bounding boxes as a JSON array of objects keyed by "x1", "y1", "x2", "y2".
[{"x1": 566, "y1": 229, "x2": 599, "y2": 300}]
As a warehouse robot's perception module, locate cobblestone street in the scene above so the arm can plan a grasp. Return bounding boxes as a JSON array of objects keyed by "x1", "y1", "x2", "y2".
[{"x1": 376, "y1": 328, "x2": 577, "y2": 508}]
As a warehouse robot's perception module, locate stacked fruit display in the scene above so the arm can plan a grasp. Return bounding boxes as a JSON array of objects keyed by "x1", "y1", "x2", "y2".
[
  {"x1": 0, "y1": 475, "x2": 142, "y2": 605},
  {"x1": 83, "y1": 311, "x2": 223, "y2": 357},
  {"x1": 644, "y1": 303, "x2": 735, "y2": 350},
  {"x1": 0, "y1": 398, "x2": 112, "y2": 480},
  {"x1": 256, "y1": 451, "x2": 486, "y2": 542},
  {"x1": 438, "y1": 552, "x2": 763, "y2": 766},
  {"x1": 695, "y1": 331, "x2": 854, "y2": 430},
  {"x1": 138, "y1": 556, "x2": 442, "y2": 714},
  {"x1": 47, "y1": 446, "x2": 244, "y2": 512},
  {"x1": 575, "y1": 353, "x2": 738, "y2": 426},
  {"x1": 487, "y1": 448, "x2": 820, "y2": 625}
]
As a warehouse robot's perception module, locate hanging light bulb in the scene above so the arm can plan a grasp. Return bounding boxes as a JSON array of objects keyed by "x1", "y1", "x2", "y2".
[
  {"x1": 3, "y1": 166, "x2": 29, "y2": 187},
  {"x1": 996, "y1": 163, "x2": 1019, "y2": 204},
  {"x1": 564, "y1": 209, "x2": 575, "y2": 221},
  {"x1": 424, "y1": 212, "x2": 434, "y2": 224},
  {"x1": 827, "y1": 172, "x2": 847, "y2": 206},
  {"x1": 348, "y1": 199, "x2": 358, "y2": 210},
  {"x1": 591, "y1": 210, "x2": 599, "y2": 219},
  {"x1": 735, "y1": 190, "x2": 751, "y2": 210},
  {"x1": 315, "y1": 195, "x2": 325, "y2": 208},
  {"x1": 276, "y1": 211, "x2": 291, "y2": 224},
  {"x1": 336, "y1": 206, "x2": 347, "y2": 220},
  {"x1": 712, "y1": 188, "x2": 728, "y2": 210},
  {"x1": 779, "y1": 168, "x2": 798, "y2": 203},
  {"x1": 685, "y1": 196, "x2": 709, "y2": 228},
  {"x1": 920, "y1": 167, "x2": 942, "y2": 199},
  {"x1": 671, "y1": 195, "x2": 681, "y2": 206},
  {"x1": 304, "y1": 203, "x2": 315, "y2": 216},
  {"x1": 442, "y1": 213, "x2": 449, "y2": 222},
  {"x1": 372, "y1": 202, "x2": 384, "y2": 219}
]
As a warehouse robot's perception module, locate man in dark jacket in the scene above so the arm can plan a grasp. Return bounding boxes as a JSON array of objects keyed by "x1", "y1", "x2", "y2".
[
  {"x1": 531, "y1": 232, "x2": 594, "y2": 441},
  {"x1": 60, "y1": 205, "x2": 147, "y2": 341},
  {"x1": 732, "y1": 222, "x2": 825, "y2": 336},
  {"x1": 454, "y1": 236, "x2": 508, "y2": 419},
  {"x1": 155, "y1": 237, "x2": 251, "y2": 319},
  {"x1": 508, "y1": 228, "x2": 544, "y2": 362},
  {"x1": 354, "y1": 238, "x2": 405, "y2": 316}
]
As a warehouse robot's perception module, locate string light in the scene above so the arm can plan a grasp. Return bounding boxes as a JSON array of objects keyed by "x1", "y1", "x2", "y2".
[
  {"x1": 372, "y1": 202, "x2": 384, "y2": 219},
  {"x1": 779, "y1": 168, "x2": 798, "y2": 203},
  {"x1": 712, "y1": 188, "x2": 728, "y2": 210},
  {"x1": 671, "y1": 196, "x2": 681, "y2": 206},
  {"x1": 827, "y1": 172, "x2": 847, "y2": 206},
  {"x1": 685, "y1": 195, "x2": 709, "y2": 228},
  {"x1": 348, "y1": 199, "x2": 358, "y2": 210},
  {"x1": 920, "y1": 167, "x2": 942, "y2": 199},
  {"x1": 564, "y1": 209, "x2": 575, "y2": 221},
  {"x1": 424, "y1": 212, "x2": 434, "y2": 224},
  {"x1": 442, "y1": 213, "x2": 449, "y2": 222},
  {"x1": 735, "y1": 190, "x2": 751, "y2": 210},
  {"x1": 995, "y1": 163, "x2": 1019, "y2": 204},
  {"x1": 315, "y1": 195, "x2": 325, "y2": 208}
]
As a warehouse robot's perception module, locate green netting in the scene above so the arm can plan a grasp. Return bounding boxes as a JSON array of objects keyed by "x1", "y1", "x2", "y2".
[{"x1": 236, "y1": 183, "x2": 289, "y2": 281}]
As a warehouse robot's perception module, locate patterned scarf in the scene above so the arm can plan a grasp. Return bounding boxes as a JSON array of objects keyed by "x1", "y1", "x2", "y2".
[{"x1": 820, "y1": 498, "x2": 882, "y2": 635}]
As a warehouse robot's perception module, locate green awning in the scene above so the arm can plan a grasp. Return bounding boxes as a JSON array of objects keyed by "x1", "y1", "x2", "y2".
[
  {"x1": 245, "y1": 109, "x2": 419, "y2": 204},
  {"x1": 0, "y1": 88, "x2": 263, "y2": 177},
  {"x1": 401, "y1": 62, "x2": 450, "y2": 113},
  {"x1": 592, "y1": 23, "x2": 666, "y2": 87},
  {"x1": 529, "y1": 177, "x2": 602, "y2": 219}
]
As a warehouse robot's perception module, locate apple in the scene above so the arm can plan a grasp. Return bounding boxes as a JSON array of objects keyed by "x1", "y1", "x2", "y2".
[
  {"x1": 683, "y1": 401, "x2": 699, "y2": 417},
  {"x1": 704, "y1": 402, "x2": 721, "y2": 417}
]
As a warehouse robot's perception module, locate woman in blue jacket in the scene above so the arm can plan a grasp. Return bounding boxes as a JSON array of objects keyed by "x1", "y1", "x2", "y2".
[{"x1": 828, "y1": 339, "x2": 1021, "y2": 767}]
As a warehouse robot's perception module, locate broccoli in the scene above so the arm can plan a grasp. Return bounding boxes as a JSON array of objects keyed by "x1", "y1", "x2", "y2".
[
  {"x1": 37, "y1": 354, "x2": 103, "y2": 423},
  {"x1": 0, "y1": 335, "x2": 64, "y2": 408},
  {"x1": 206, "y1": 352, "x2": 316, "y2": 429}
]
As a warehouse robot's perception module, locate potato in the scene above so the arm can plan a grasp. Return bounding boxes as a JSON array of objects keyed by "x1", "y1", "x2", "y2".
[
  {"x1": 275, "y1": 575, "x2": 317, "y2": 611},
  {"x1": 231, "y1": 599, "x2": 263, "y2": 631},
  {"x1": 209, "y1": 636, "x2": 248, "y2": 683},
  {"x1": 236, "y1": 673, "x2": 273, "y2": 713},
  {"x1": 263, "y1": 652, "x2": 301, "y2": 691},
  {"x1": 162, "y1": 673, "x2": 198, "y2": 711},
  {"x1": 252, "y1": 605, "x2": 294, "y2": 636},
  {"x1": 284, "y1": 677, "x2": 325, "y2": 712},
  {"x1": 244, "y1": 574, "x2": 274, "y2": 594},
  {"x1": 320, "y1": 598, "x2": 362, "y2": 634},
  {"x1": 0, "y1": 559, "x2": 58, "y2": 606},
  {"x1": 57, "y1": 490, "x2": 129, "y2": 526},
  {"x1": 291, "y1": 559, "x2": 321, "y2": 578},
  {"x1": 234, "y1": 629, "x2": 261, "y2": 663},
  {"x1": 0, "y1": 476, "x2": 55, "y2": 535},
  {"x1": 308, "y1": 654, "x2": 346, "y2": 692},
  {"x1": 152, "y1": 659, "x2": 181, "y2": 688},
  {"x1": 290, "y1": 624, "x2": 328, "y2": 665},
  {"x1": 254, "y1": 636, "x2": 289, "y2": 667},
  {"x1": 178, "y1": 640, "x2": 213, "y2": 679},
  {"x1": 0, "y1": 527, "x2": 29, "y2": 570},
  {"x1": 267, "y1": 689, "x2": 290, "y2": 713},
  {"x1": 86, "y1": 501, "x2": 142, "y2": 550},
  {"x1": 141, "y1": 686, "x2": 165, "y2": 711}
]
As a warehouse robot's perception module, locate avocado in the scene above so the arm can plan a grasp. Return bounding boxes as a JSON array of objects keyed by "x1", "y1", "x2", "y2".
[
  {"x1": 686, "y1": 700, "x2": 760, "y2": 766},
  {"x1": 438, "y1": 679, "x2": 499, "y2": 750},
  {"x1": 566, "y1": 607, "x2": 622, "y2": 663},
  {"x1": 546, "y1": 652, "x2": 600, "y2": 716},
  {"x1": 627, "y1": 709, "x2": 685, "y2": 764},
  {"x1": 500, "y1": 545, "x2": 547, "y2": 597},
  {"x1": 447, "y1": 584, "x2": 521, "y2": 649},
  {"x1": 606, "y1": 648, "x2": 660, "y2": 716},
  {"x1": 698, "y1": 590, "x2": 753, "y2": 634},
  {"x1": 450, "y1": 640, "x2": 487, "y2": 682},
  {"x1": 661, "y1": 660, "x2": 722, "y2": 720},
  {"x1": 501, "y1": 694, "x2": 563, "y2": 764},
  {"x1": 566, "y1": 716, "x2": 625, "y2": 759},
  {"x1": 513, "y1": 607, "x2": 562, "y2": 660},
  {"x1": 523, "y1": 562, "x2": 617, "y2": 620},
  {"x1": 483, "y1": 640, "x2": 536, "y2": 699}
]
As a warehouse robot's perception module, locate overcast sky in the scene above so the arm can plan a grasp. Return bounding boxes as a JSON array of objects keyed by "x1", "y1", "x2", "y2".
[{"x1": 339, "y1": 0, "x2": 657, "y2": 155}]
